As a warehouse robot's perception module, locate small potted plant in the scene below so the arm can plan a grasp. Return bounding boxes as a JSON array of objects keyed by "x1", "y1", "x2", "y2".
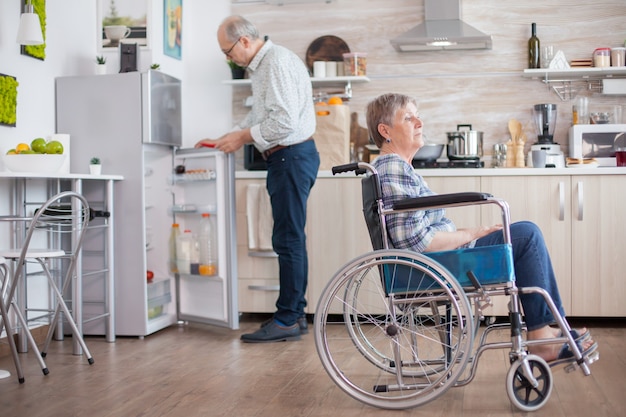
[
  {"x1": 96, "y1": 56, "x2": 107, "y2": 75},
  {"x1": 227, "y1": 60, "x2": 246, "y2": 79},
  {"x1": 150, "y1": 63, "x2": 161, "y2": 70},
  {"x1": 89, "y1": 157, "x2": 102, "y2": 175}
]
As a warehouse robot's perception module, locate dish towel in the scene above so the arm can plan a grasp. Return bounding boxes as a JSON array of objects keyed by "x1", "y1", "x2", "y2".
[{"x1": 246, "y1": 184, "x2": 274, "y2": 251}]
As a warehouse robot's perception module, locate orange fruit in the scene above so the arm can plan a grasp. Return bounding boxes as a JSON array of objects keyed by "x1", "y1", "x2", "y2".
[
  {"x1": 16, "y1": 143, "x2": 30, "y2": 153},
  {"x1": 328, "y1": 96, "x2": 343, "y2": 105},
  {"x1": 315, "y1": 101, "x2": 328, "y2": 106}
]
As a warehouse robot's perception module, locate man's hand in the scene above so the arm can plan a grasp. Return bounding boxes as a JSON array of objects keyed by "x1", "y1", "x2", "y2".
[{"x1": 194, "y1": 129, "x2": 252, "y2": 154}]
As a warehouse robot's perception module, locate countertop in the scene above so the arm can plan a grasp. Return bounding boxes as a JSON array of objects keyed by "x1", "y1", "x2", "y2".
[
  {"x1": 236, "y1": 166, "x2": 626, "y2": 179},
  {"x1": 0, "y1": 172, "x2": 124, "y2": 180}
]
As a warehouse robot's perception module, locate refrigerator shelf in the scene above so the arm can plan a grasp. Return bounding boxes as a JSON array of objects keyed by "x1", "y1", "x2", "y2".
[{"x1": 171, "y1": 170, "x2": 216, "y2": 183}]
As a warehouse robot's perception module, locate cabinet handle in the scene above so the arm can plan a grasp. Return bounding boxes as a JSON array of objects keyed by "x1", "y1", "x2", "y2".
[
  {"x1": 248, "y1": 251, "x2": 278, "y2": 258},
  {"x1": 558, "y1": 181, "x2": 564, "y2": 221},
  {"x1": 577, "y1": 181, "x2": 584, "y2": 221},
  {"x1": 248, "y1": 285, "x2": 280, "y2": 291}
]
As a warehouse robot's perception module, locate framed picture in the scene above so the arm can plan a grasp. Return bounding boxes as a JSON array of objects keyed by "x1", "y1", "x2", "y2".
[
  {"x1": 0, "y1": 74, "x2": 19, "y2": 127},
  {"x1": 20, "y1": 0, "x2": 46, "y2": 60},
  {"x1": 98, "y1": 0, "x2": 149, "y2": 50},
  {"x1": 163, "y1": 0, "x2": 182, "y2": 60}
]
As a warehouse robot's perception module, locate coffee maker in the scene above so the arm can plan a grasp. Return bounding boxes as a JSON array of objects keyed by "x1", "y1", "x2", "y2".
[{"x1": 528, "y1": 103, "x2": 565, "y2": 167}]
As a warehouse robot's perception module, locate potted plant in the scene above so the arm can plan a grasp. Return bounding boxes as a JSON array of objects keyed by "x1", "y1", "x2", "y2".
[
  {"x1": 150, "y1": 63, "x2": 161, "y2": 70},
  {"x1": 227, "y1": 60, "x2": 246, "y2": 79},
  {"x1": 89, "y1": 157, "x2": 102, "y2": 175},
  {"x1": 96, "y1": 56, "x2": 107, "y2": 75}
]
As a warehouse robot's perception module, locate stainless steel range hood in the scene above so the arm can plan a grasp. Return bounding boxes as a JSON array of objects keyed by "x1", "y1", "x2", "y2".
[{"x1": 391, "y1": 0, "x2": 492, "y2": 52}]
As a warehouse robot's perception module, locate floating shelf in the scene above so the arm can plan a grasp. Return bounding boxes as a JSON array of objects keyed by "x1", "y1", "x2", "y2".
[
  {"x1": 223, "y1": 75, "x2": 370, "y2": 99},
  {"x1": 522, "y1": 67, "x2": 626, "y2": 101}
]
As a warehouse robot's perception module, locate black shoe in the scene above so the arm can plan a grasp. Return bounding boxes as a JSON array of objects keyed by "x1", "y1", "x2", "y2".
[
  {"x1": 241, "y1": 320, "x2": 301, "y2": 343},
  {"x1": 297, "y1": 316, "x2": 309, "y2": 334},
  {"x1": 261, "y1": 316, "x2": 309, "y2": 334}
]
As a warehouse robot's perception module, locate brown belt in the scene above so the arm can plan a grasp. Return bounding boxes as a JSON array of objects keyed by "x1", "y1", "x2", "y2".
[{"x1": 261, "y1": 138, "x2": 313, "y2": 160}]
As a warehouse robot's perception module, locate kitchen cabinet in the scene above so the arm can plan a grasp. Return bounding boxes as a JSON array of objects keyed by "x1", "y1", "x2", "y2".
[
  {"x1": 235, "y1": 178, "x2": 280, "y2": 313},
  {"x1": 481, "y1": 174, "x2": 626, "y2": 317},
  {"x1": 236, "y1": 171, "x2": 625, "y2": 317},
  {"x1": 480, "y1": 176, "x2": 572, "y2": 315},
  {"x1": 236, "y1": 175, "x2": 480, "y2": 314},
  {"x1": 570, "y1": 175, "x2": 626, "y2": 316}
]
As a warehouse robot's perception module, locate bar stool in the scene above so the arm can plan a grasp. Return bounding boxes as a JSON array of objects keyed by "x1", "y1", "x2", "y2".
[{"x1": 0, "y1": 191, "x2": 94, "y2": 381}]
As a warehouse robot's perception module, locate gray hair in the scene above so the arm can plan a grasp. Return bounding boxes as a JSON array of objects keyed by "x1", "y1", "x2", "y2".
[
  {"x1": 366, "y1": 93, "x2": 418, "y2": 148},
  {"x1": 222, "y1": 15, "x2": 260, "y2": 42}
]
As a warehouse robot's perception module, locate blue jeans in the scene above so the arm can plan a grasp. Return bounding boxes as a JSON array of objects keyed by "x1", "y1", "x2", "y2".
[
  {"x1": 474, "y1": 221, "x2": 565, "y2": 330},
  {"x1": 266, "y1": 139, "x2": 320, "y2": 326}
]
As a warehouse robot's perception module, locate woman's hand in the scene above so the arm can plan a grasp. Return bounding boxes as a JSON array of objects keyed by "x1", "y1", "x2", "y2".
[
  {"x1": 426, "y1": 224, "x2": 503, "y2": 252},
  {"x1": 462, "y1": 224, "x2": 503, "y2": 241}
]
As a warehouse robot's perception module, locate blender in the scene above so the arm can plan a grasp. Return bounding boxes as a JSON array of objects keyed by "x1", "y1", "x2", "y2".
[{"x1": 528, "y1": 103, "x2": 565, "y2": 167}]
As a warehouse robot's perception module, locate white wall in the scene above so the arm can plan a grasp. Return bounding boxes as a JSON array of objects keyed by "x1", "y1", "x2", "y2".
[{"x1": 0, "y1": 0, "x2": 232, "y2": 155}]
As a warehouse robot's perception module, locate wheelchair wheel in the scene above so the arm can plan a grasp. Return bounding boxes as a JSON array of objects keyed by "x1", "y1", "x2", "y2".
[
  {"x1": 314, "y1": 249, "x2": 474, "y2": 410},
  {"x1": 506, "y1": 354, "x2": 553, "y2": 412}
]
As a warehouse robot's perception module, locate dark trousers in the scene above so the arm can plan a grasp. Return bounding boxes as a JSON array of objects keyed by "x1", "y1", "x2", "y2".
[
  {"x1": 475, "y1": 221, "x2": 565, "y2": 330},
  {"x1": 266, "y1": 139, "x2": 320, "y2": 326}
]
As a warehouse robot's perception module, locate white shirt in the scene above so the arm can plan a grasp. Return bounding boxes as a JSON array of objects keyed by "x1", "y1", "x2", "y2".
[{"x1": 240, "y1": 40, "x2": 316, "y2": 152}]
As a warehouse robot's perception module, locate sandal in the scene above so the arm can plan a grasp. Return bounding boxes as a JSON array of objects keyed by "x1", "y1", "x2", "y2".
[
  {"x1": 549, "y1": 339, "x2": 598, "y2": 367},
  {"x1": 561, "y1": 328, "x2": 591, "y2": 342}
]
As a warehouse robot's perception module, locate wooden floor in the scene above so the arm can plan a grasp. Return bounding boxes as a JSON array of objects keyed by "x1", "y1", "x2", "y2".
[{"x1": 0, "y1": 316, "x2": 624, "y2": 417}]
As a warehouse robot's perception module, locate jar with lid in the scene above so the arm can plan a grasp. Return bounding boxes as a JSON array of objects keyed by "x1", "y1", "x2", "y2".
[{"x1": 593, "y1": 48, "x2": 611, "y2": 68}]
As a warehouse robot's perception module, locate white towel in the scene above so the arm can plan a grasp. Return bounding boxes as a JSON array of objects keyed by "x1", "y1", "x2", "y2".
[{"x1": 246, "y1": 184, "x2": 274, "y2": 251}]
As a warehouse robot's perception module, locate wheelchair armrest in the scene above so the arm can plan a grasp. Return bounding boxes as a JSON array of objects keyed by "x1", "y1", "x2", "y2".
[{"x1": 392, "y1": 192, "x2": 493, "y2": 211}]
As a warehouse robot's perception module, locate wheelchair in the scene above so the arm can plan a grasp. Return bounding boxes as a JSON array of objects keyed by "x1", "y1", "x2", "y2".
[{"x1": 313, "y1": 162, "x2": 599, "y2": 411}]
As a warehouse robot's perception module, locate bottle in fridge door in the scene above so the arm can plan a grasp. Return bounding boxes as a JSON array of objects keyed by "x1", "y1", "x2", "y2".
[
  {"x1": 176, "y1": 229, "x2": 199, "y2": 275},
  {"x1": 169, "y1": 223, "x2": 180, "y2": 273},
  {"x1": 198, "y1": 213, "x2": 218, "y2": 276}
]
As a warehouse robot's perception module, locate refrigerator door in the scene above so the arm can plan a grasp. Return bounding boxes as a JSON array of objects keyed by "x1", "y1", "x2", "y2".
[
  {"x1": 142, "y1": 70, "x2": 182, "y2": 147},
  {"x1": 171, "y1": 147, "x2": 239, "y2": 329}
]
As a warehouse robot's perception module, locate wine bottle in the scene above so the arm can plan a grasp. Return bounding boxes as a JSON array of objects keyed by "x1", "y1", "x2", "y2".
[{"x1": 528, "y1": 23, "x2": 540, "y2": 69}]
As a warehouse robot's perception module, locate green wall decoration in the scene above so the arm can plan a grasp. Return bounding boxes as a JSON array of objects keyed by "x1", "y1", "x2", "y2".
[
  {"x1": 0, "y1": 74, "x2": 19, "y2": 127},
  {"x1": 20, "y1": 0, "x2": 47, "y2": 60}
]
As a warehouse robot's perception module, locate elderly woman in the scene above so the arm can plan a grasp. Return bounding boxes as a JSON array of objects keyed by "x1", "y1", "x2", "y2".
[{"x1": 365, "y1": 93, "x2": 594, "y2": 363}]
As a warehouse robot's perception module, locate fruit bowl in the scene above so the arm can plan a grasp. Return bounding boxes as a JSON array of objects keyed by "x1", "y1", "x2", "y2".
[{"x1": 2, "y1": 154, "x2": 66, "y2": 174}]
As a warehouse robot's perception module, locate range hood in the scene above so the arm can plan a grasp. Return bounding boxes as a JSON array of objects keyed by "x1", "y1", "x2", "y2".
[{"x1": 391, "y1": 0, "x2": 492, "y2": 52}]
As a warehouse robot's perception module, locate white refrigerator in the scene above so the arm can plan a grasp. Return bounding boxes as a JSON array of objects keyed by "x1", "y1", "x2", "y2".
[{"x1": 55, "y1": 71, "x2": 238, "y2": 336}]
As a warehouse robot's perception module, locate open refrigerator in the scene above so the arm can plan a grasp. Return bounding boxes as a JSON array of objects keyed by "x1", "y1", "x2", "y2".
[{"x1": 56, "y1": 72, "x2": 238, "y2": 336}]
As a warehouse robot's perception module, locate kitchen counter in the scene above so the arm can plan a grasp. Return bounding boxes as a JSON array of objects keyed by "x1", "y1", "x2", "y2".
[
  {"x1": 236, "y1": 166, "x2": 626, "y2": 179},
  {"x1": 0, "y1": 172, "x2": 124, "y2": 180}
]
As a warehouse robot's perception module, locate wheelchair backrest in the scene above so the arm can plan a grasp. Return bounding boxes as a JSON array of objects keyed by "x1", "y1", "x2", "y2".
[{"x1": 361, "y1": 173, "x2": 386, "y2": 251}]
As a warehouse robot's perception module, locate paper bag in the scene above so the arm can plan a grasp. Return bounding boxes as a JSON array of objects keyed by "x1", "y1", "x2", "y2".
[{"x1": 314, "y1": 104, "x2": 350, "y2": 170}]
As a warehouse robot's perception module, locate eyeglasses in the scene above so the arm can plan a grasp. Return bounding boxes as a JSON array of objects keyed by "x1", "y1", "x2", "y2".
[{"x1": 222, "y1": 37, "x2": 241, "y2": 57}]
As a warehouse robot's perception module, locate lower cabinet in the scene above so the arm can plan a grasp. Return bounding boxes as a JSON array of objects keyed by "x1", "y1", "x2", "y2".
[
  {"x1": 481, "y1": 174, "x2": 626, "y2": 317},
  {"x1": 236, "y1": 173, "x2": 625, "y2": 317},
  {"x1": 569, "y1": 175, "x2": 626, "y2": 317}
]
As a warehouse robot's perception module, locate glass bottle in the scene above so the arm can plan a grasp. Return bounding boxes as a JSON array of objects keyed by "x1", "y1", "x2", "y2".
[
  {"x1": 528, "y1": 23, "x2": 540, "y2": 69},
  {"x1": 168, "y1": 223, "x2": 180, "y2": 273},
  {"x1": 198, "y1": 213, "x2": 218, "y2": 276}
]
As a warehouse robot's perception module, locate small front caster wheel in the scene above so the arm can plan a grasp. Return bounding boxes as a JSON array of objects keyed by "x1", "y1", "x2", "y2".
[{"x1": 506, "y1": 354, "x2": 553, "y2": 412}]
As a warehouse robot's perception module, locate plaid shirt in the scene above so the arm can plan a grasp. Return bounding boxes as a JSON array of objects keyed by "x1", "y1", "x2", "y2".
[{"x1": 372, "y1": 154, "x2": 456, "y2": 253}]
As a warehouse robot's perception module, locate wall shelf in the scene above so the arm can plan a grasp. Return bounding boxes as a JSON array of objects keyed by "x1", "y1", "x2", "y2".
[
  {"x1": 522, "y1": 67, "x2": 626, "y2": 101},
  {"x1": 223, "y1": 75, "x2": 370, "y2": 99}
]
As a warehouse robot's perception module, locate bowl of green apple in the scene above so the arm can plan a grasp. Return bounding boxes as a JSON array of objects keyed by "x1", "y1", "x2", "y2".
[{"x1": 3, "y1": 138, "x2": 66, "y2": 174}]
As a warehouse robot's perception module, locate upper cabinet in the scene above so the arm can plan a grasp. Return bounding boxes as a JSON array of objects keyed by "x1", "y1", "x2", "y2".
[{"x1": 523, "y1": 67, "x2": 626, "y2": 101}]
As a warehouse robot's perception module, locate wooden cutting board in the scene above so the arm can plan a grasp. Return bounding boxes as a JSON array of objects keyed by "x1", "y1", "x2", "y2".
[{"x1": 305, "y1": 35, "x2": 350, "y2": 73}]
